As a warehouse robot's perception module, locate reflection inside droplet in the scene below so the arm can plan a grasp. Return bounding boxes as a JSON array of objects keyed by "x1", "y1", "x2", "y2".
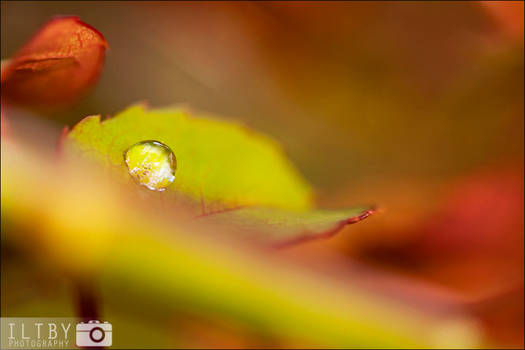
[{"x1": 124, "y1": 140, "x2": 177, "y2": 191}]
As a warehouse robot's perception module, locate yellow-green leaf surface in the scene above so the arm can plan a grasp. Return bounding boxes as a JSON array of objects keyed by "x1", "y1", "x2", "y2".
[
  {"x1": 62, "y1": 104, "x2": 376, "y2": 245},
  {"x1": 63, "y1": 104, "x2": 312, "y2": 211}
]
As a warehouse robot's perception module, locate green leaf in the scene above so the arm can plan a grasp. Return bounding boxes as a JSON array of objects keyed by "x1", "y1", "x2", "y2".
[
  {"x1": 198, "y1": 206, "x2": 376, "y2": 247},
  {"x1": 63, "y1": 104, "x2": 312, "y2": 211},
  {"x1": 62, "y1": 104, "x2": 376, "y2": 244}
]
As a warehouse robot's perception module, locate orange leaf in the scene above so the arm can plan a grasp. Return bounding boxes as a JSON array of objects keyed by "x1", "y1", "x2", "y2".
[{"x1": 1, "y1": 16, "x2": 107, "y2": 108}]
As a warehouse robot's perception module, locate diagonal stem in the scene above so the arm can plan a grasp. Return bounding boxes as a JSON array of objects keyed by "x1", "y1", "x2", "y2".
[{"x1": 74, "y1": 278, "x2": 99, "y2": 322}]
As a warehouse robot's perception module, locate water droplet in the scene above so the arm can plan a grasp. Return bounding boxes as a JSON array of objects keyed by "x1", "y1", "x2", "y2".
[{"x1": 124, "y1": 140, "x2": 176, "y2": 191}]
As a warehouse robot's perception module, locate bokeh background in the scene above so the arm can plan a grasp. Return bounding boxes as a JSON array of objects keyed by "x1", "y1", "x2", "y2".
[{"x1": 2, "y1": 1, "x2": 524, "y2": 348}]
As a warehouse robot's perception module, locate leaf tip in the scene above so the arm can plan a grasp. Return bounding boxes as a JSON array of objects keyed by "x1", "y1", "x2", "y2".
[
  {"x1": 56, "y1": 125, "x2": 70, "y2": 157},
  {"x1": 274, "y1": 206, "x2": 378, "y2": 249},
  {"x1": 345, "y1": 206, "x2": 379, "y2": 224}
]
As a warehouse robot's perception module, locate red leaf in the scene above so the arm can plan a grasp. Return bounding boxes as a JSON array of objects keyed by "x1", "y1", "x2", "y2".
[{"x1": 1, "y1": 16, "x2": 107, "y2": 108}]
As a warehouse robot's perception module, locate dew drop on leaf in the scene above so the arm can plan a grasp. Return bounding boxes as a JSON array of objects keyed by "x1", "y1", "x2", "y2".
[{"x1": 124, "y1": 140, "x2": 177, "y2": 191}]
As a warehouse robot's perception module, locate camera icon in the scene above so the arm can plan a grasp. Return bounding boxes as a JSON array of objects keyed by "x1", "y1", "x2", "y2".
[{"x1": 76, "y1": 320, "x2": 112, "y2": 347}]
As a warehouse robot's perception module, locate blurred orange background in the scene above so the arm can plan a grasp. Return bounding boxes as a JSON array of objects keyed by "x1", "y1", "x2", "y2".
[{"x1": 2, "y1": 1, "x2": 523, "y2": 348}]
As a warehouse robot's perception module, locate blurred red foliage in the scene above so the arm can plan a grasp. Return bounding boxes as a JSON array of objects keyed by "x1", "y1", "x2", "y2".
[
  {"x1": 347, "y1": 166, "x2": 524, "y2": 347},
  {"x1": 481, "y1": 1, "x2": 524, "y2": 38}
]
